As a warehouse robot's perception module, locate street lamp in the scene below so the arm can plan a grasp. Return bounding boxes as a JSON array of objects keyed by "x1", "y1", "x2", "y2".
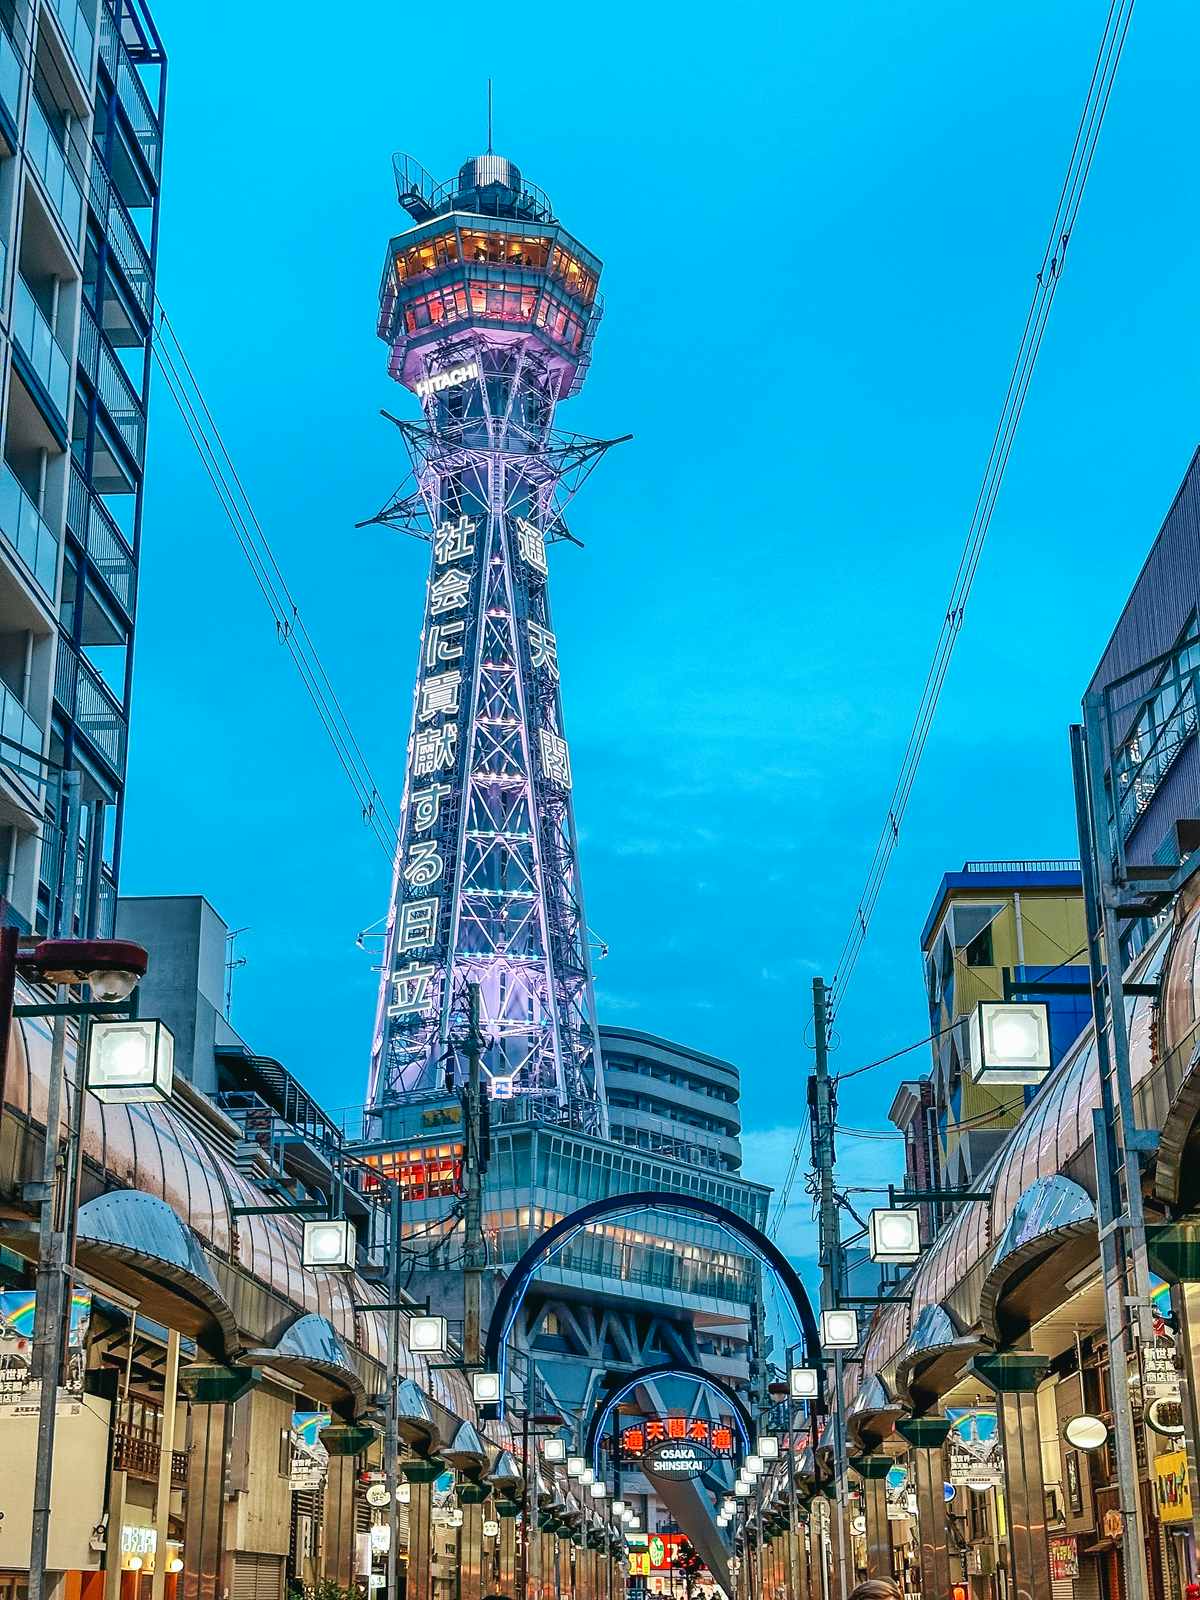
[
  {"x1": 408, "y1": 1314, "x2": 448, "y2": 1354},
  {"x1": 472, "y1": 1371, "x2": 502, "y2": 1406},
  {"x1": 789, "y1": 1366, "x2": 820, "y2": 1400},
  {"x1": 820, "y1": 1308, "x2": 859, "y2": 1350},
  {"x1": 86, "y1": 1017, "x2": 175, "y2": 1104},
  {"x1": 968, "y1": 999, "x2": 1052, "y2": 1085},
  {"x1": 33, "y1": 937, "x2": 148, "y2": 999},
  {"x1": 868, "y1": 1206, "x2": 921, "y2": 1264},
  {"x1": 301, "y1": 1217, "x2": 356, "y2": 1271}
]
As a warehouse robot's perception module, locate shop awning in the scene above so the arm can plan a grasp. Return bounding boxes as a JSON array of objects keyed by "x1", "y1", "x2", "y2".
[
  {"x1": 242, "y1": 1312, "x2": 367, "y2": 1414},
  {"x1": 73, "y1": 1189, "x2": 238, "y2": 1355}
]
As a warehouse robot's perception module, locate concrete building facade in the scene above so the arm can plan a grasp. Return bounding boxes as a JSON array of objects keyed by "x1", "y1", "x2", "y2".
[{"x1": 599, "y1": 1026, "x2": 743, "y2": 1174}]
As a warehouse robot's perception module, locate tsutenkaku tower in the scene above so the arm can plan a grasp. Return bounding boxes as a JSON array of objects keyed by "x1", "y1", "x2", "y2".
[{"x1": 365, "y1": 151, "x2": 618, "y2": 1138}]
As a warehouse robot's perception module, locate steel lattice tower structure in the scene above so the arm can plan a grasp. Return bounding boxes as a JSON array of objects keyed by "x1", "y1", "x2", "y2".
[{"x1": 365, "y1": 151, "x2": 620, "y2": 1138}]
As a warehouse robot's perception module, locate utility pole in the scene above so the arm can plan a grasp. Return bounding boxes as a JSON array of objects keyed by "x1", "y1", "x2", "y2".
[
  {"x1": 463, "y1": 982, "x2": 487, "y2": 1366},
  {"x1": 809, "y1": 977, "x2": 849, "y2": 1600},
  {"x1": 385, "y1": 1177, "x2": 402, "y2": 1600},
  {"x1": 1071, "y1": 720, "x2": 1153, "y2": 1600}
]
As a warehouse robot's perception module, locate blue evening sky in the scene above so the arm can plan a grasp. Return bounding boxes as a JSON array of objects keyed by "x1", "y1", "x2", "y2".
[{"x1": 123, "y1": 0, "x2": 1200, "y2": 1274}]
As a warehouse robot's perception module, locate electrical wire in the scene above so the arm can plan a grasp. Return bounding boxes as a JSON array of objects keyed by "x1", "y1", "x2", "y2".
[
  {"x1": 150, "y1": 314, "x2": 398, "y2": 858},
  {"x1": 771, "y1": 939, "x2": 1090, "y2": 1227},
  {"x1": 827, "y1": 0, "x2": 1137, "y2": 1022}
]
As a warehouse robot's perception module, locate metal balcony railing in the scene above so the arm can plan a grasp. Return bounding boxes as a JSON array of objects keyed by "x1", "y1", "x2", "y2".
[
  {"x1": 0, "y1": 24, "x2": 21, "y2": 126},
  {"x1": 12, "y1": 277, "x2": 70, "y2": 418},
  {"x1": 54, "y1": 639, "x2": 126, "y2": 771},
  {"x1": 0, "y1": 463, "x2": 59, "y2": 600},
  {"x1": 88, "y1": 152, "x2": 153, "y2": 320},
  {"x1": 48, "y1": 0, "x2": 95, "y2": 86},
  {"x1": 78, "y1": 302, "x2": 145, "y2": 464},
  {"x1": 67, "y1": 461, "x2": 134, "y2": 613},
  {"x1": 96, "y1": 871, "x2": 116, "y2": 935},
  {"x1": 962, "y1": 859, "x2": 1081, "y2": 875},
  {"x1": 97, "y1": 6, "x2": 160, "y2": 183},
  {"x1": 25, "y1": 95, "x2": 83, "y2": 248}
]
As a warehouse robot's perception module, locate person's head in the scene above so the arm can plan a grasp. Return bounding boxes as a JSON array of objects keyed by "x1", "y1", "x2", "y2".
[{"x1": 848, "y1": 1582, "x2": 902, "y2": 1600}]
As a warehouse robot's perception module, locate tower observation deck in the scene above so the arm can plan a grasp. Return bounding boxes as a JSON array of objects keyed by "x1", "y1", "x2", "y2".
[{"x1": 365, "y1": 151, "x2": 616, "y2": 1138}]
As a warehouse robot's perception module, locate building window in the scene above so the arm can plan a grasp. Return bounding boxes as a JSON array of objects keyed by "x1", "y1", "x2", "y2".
[{"x1": 965, "y1": 925, "x2": 993, "y2": 967}]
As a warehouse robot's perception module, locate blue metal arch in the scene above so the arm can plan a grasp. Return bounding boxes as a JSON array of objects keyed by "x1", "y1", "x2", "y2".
[
  {"x1": 481, "y1": 1188, "x2": 822, "y2": 1418},
  {"x1": 583, "y1": 1361, "x2": 755, "y2": 1468}
]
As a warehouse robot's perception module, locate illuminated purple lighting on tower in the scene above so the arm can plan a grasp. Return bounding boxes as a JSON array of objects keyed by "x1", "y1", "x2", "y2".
[{"x1": 364, "y1": 151, "x2": 619, "y2": 1136}]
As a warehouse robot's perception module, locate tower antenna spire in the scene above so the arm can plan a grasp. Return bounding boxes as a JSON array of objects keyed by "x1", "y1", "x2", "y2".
[{"x1": 487, "y1": 78, "x2": 493, "y2": 154}]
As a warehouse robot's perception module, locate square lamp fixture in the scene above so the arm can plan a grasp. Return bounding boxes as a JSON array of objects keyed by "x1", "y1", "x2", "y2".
[
  {"x1": 868, "y1": 1206, "x2": 922, "y2": 1265},
  {"x1": 756, "y1": 1436, "x2": 779, "y2": 1461},
  {"x1": 734, "y1": 1482, "x2": 751, "y2": 1498},
  {"x1": 302, "y1": 1217, "x2": 356, "y2": 1271},
  {"x1": 590, "y1": 1481, "x2": 607, "y2": 1499},
  {"x1": 483, "y1": 1520, "x2": 500, "y2": 1539},
  {"x1": 789, "y1": 1366, "x2": 820, "y2": 1400},
  {"x1": 744, "y1": 1454, "x2": 764, "y2": 1476},
  {"x1": 87, "y1": 1018, "x2": 175, "y2": 1105},
  {"x1": 580, "y1": 1468, "x2": 595, "y2": 1487},
  {"x1": 472, "y1": 1370, "x2": 502, "y2": 1405},
  {"x1": 408, "y1": 1314, "x2": 448, "y2": 1354},
  {"x1": 542, "y1": 1438, "x2": 567, "y2": 1463},
  {"x1": 968, "y1": 1000, "x2": 1052, "y2": 1086},
  {"x1": 820, "y1": 1308, "x2": 860, "y2": 1350},
  {"x1": 567, "y1": 1456, "x2": 586, "y2": 1479},
  {"x1": 612, "y1": 1500, "x2": 627, "y2": 1516}
]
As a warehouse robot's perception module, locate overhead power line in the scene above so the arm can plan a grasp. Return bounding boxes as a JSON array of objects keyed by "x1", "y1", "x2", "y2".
[
  {"x1": 150, "y1": 310, "x2": 398, "y2": 859},
  {"x1": 827, "y1": 0, "x2": 1137, "y2": 1022}
]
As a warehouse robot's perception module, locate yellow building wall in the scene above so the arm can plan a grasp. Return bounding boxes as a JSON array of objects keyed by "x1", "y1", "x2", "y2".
[{"x1": 929, "y1": 888, "x2": 1087, "y2": 1173}]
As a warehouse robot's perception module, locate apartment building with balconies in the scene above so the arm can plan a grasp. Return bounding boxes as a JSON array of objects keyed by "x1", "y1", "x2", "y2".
[{"x1": 0, "y1": 0, "x2": 162, "y2": 935}]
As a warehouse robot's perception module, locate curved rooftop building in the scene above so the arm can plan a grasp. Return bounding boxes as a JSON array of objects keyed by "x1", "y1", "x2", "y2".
[{"x1": 599, "y1": 1026, "x2": 743, "y2": 1172}]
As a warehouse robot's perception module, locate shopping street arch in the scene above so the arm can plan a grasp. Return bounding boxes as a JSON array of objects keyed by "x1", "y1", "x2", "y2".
[
  {"x1": 583, "y1": 1360, "x2": 756, "y2": 1465},
  {"x1": 481, "y1": 1188, "x2": 821, "y2": 1419}
]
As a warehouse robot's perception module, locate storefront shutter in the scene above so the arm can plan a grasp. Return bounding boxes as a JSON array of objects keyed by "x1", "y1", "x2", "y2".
[{"x1": 229, "y1": 1551, "x2": 285, "y2": 1600}]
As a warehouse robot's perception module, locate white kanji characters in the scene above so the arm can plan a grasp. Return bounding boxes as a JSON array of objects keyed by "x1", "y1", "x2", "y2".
[
  {"x1": 538, "y1": 728, "x2": 572, "y2": 789},
  {"x1": 396, "y1": 898, "x2": 439, "y2": 954},
  {"x1": 418, "y1": 669, "x2": 463, "y2": 722},
  {"x1": 528, "y1": 621, "x2": 559, "y2": 680},
  {"x1": 516, "y1": 517, "x2": 548, "y2": 574},
  {"x1": 403, "y1": 838, "x2": 444, "y2": 888},
  {"x1": 430, "y1": 567, "x2": 471, "y2": 615},
  {"x1": 389, "y1": 961, "x2": 437, "y2": 1016},
  {"x1": 412, "y1": 782, "x2": 452, "y2": 832},
  {"x1": 425, "y1": 620, "x2": 465, "y2": 670},
  {"x1": 434, "y1": 515, "x2": 476, "y2": 565},
  {"x1": 412, "y1": 724, "x2": 457, "y2": 777}
]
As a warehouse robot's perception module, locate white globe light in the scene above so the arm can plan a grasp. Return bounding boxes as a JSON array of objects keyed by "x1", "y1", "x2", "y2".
[{"x1": 1064, "y1": 1414, "x2": 1109, "y2": 1452}]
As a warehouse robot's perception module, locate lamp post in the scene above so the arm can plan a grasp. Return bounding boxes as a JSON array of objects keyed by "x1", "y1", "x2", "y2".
[{"x1": 7, "y1": 936, "x2": 153, "y2": 1600}]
